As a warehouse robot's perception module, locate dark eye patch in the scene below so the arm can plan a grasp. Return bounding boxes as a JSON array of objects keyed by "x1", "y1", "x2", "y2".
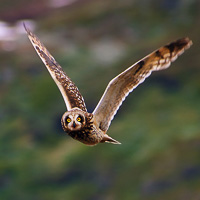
[
  {"x1": 65, "y1": 117, "x2": 71, "y2": 123},
  {"x1": 77, "y1": 115, "x2": 84, "y2": 122}
]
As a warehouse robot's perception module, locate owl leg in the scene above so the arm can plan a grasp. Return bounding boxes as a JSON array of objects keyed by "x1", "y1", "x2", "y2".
[{"x1": 101, "y1": 134, "x2": 121, "y2": 144}]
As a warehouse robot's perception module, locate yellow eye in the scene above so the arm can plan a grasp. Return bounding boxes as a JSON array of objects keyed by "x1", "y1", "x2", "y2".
[
  {"x1": 66, "y1": 118, "x2": 71, "y2": 123},
  {"x1": 77, "y1": 117, "x2": 82, "y2": 122}
]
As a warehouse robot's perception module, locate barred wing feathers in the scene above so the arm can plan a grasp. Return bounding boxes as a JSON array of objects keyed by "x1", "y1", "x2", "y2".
[
  {"x1": 93, "y1": 38, "x2": 192, "y2": 131},
  {"x1": 24, "y1": 25, "x2": 87, "y2": 112}
]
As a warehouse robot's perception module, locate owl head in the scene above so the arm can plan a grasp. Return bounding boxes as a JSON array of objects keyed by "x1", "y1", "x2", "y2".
[{"x1": 61, "y1": 108, "x2": 87, "y2": 132}]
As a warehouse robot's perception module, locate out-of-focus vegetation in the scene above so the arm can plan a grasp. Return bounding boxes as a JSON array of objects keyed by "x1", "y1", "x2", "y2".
[{"x1": 0, "y1": 0, "x2": 200, "y2": 199}]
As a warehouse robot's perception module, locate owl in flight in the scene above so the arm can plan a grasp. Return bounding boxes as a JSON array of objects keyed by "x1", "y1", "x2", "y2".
[{"x1": 24, "y1": 24, "x2": 192, "y2": 145}]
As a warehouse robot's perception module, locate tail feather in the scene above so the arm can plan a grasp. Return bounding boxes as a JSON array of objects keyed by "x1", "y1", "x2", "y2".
[{"x1": 101, "y1": 134, "x2": 121, "y2": 144}]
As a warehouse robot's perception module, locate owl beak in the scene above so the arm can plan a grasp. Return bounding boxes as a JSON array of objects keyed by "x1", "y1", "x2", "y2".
[{"x1": 73, "y1": 121, "x2": 76, "y2": 128}]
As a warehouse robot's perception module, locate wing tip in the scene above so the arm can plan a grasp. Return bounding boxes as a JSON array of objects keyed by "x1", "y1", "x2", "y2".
[
  {"x1": 175, "y1": 37, "x2": 193, "y2": 50},
  {"x1": 23, "y1": 22, "x2": 35, "y2": 39},
  {"x1": 23, "y1": 22, "x2": 29, "y2": 33}
]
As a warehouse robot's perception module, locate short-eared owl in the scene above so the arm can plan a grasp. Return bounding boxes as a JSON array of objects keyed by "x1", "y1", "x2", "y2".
[{"x1": 24, "y1": 25, "x2": 192, "y2": 145}]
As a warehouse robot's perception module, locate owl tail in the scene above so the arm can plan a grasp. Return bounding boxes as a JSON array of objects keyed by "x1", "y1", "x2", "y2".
[{"x1": 101, "y1": 134, "x2": 121, "y2": 145}]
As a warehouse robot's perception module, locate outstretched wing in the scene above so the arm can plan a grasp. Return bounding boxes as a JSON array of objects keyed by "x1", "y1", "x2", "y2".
[
  {"x1": 24, "y1": 24, "x2": 87, "y2": 112},
  {"x1": 93, "y1": 38, "x2": 192, "y2": 131}
]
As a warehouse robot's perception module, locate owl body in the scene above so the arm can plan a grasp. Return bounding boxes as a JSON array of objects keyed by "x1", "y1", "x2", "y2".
[
  {"x1": 61, "y1": 107, "x2": 120, "y2": 145},
  {"x1": 25, "y1": 24, "x2": 192, "y2": 146},
  {"x1": 61, "y1": 108, "x2": 102, "y2": 145}
]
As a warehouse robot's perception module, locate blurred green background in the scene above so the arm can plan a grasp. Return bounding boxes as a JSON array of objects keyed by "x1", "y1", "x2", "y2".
[{"x1": 0, "y1": 0, "x2": 200, "y2": 199}]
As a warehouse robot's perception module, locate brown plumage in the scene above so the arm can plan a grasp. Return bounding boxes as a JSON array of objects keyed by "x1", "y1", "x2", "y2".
[{"x1": 25, "y1": 24, "x2": 192, "y2": 145}]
